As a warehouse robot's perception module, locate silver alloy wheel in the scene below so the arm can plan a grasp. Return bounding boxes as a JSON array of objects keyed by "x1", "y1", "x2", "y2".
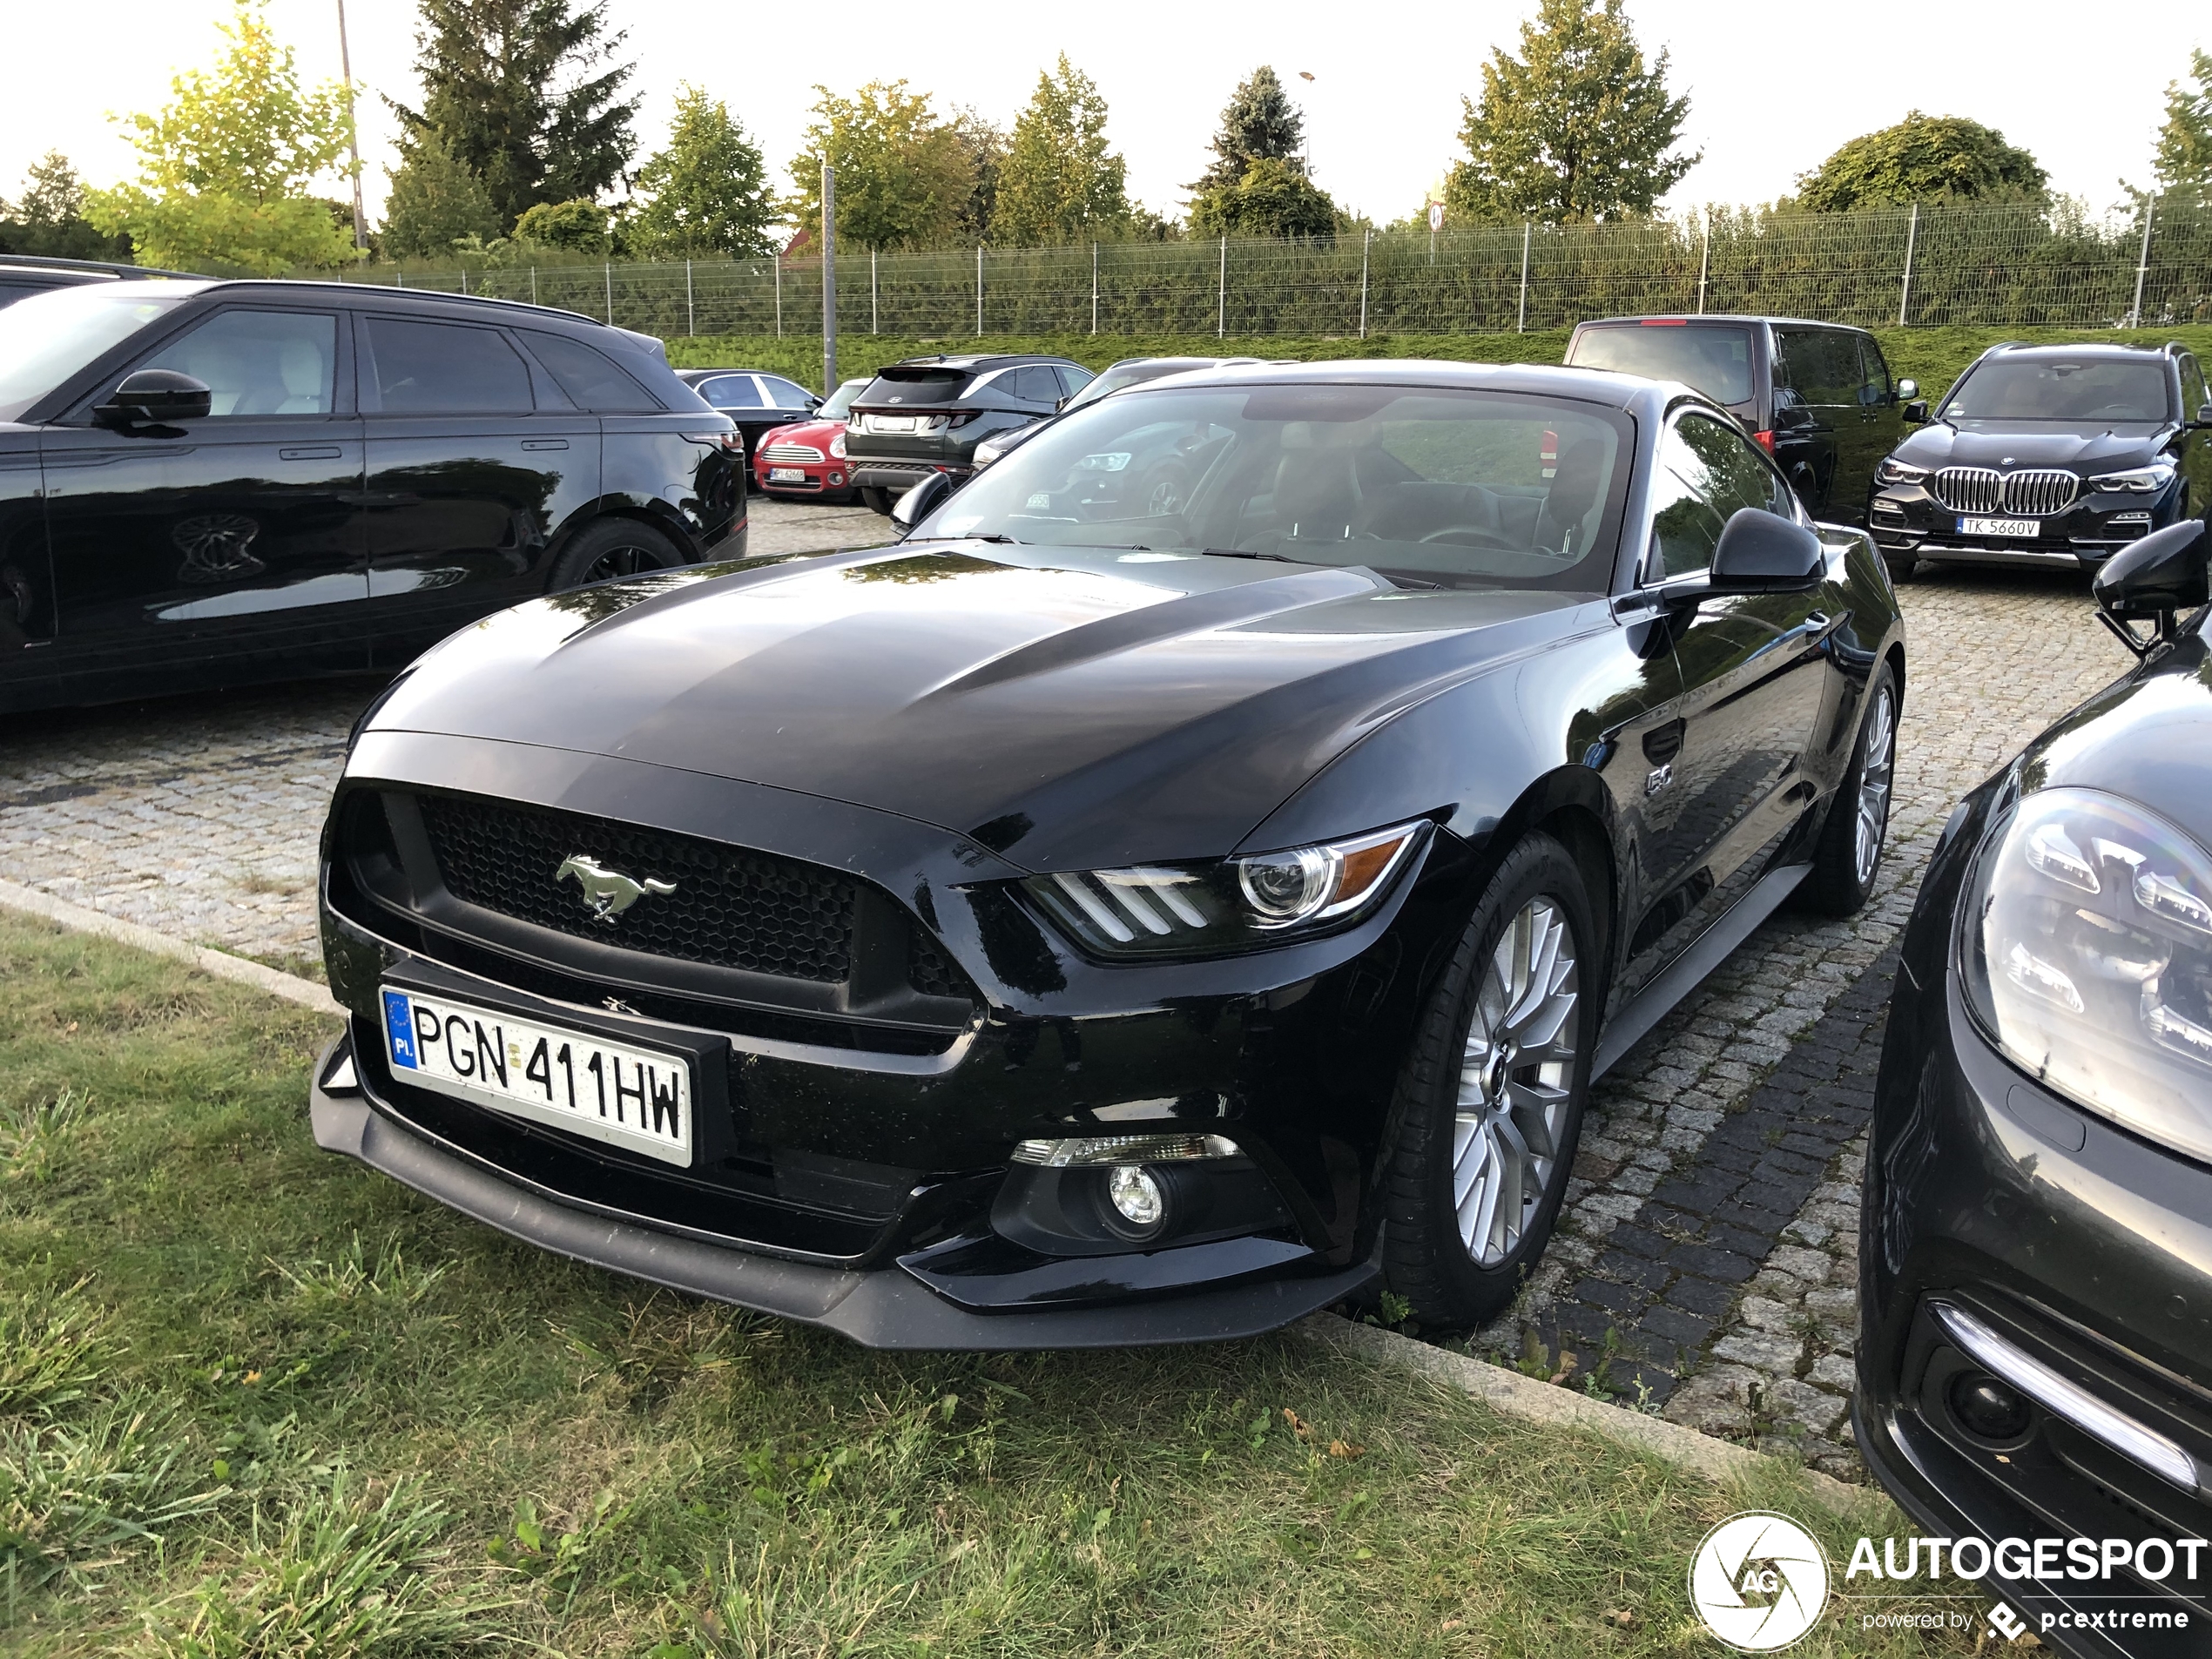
[
  {"x1": 1854, "y1": 682, "x2": 1898, "y2": 887},
  {"x1": 1453, "y1": 896, "x2": 1580, "y2": 1267}
]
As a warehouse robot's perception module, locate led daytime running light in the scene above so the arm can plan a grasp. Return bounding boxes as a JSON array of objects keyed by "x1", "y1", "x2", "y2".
[{"x1": 1011, "y1": 1133, "x2": 1238, "y2": 1167}]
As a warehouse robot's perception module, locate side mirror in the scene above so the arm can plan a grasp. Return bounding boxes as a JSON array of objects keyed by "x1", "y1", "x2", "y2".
[
  {"x1": 892, "y1": 471, "x2": 954, "y2": 537},
  {"x1": 95, "y1": 368, "x2": 212, "y2": 427},
  {"x1": 1707, "y1": 509, "x2": 1824, "y2": 594},
  {"x1": 1901, "y1": 400, "x2": 1929, "y2": 425},
  {"x1": 806, "y1": 395, "x2": 823, "y2": 411},
  {"x1": 2094, "y1": 519, "x2": 2208, "y2": 652},
  {"x1": 2193, "y1": 401, "x2": 2212, "y2": 429},
  {"x1": 1895, "y1": 378, "x2": 1919, "y2": 402}
]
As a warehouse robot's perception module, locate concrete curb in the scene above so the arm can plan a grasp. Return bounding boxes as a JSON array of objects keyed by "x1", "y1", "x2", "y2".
[
  {"x1": 0, "y1": 878, "x2": 344, "y2": 1018},
  {"x1": 1294, "y1": 1313, "x2": 1880, "y2": 1520}
]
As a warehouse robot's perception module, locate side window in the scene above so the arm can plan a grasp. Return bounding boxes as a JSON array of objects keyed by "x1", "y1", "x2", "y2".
[
  {"x1": 1776, "y1": 329, "x2": 1859, "y2": 407},
  {"x1": 1857, "y1": 336, "x2": 1892, "y2": 406},
  {"x1": 690, "y1": 374, "x2": 747, "y2": 407},
  {"x1": 2182, "y1": 355, "x2": 2210, "y2": 421},
  {"x1": 1649, "y1": 415, "x2": 1792, "y2": 580},
  {"x1": 521, "y1": 330, "x2": 658, "y2": 412},
  {"x1": 366, "y1": 318, "x2": 533, "y2": 414},
  {"x1": 760, "y1": 376, "x2": 815, "y2": 410},
  {"x1": 1013, "y1": 366, "x2": 1062, "y2": 404},
  {"x1": 133, "y1": 309, "x2": 338, "y2": 417},
  {"x1": 1056, "y1": 364, "x2": 1096, "y2": 397}
]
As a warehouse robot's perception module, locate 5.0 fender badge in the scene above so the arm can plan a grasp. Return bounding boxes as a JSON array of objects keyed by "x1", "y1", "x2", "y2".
[
  {"x1": 556, "y1": 854, "x2": 676, "y2": 922},
  {"x1": 1646, "y1": 764, "x2": 1673, "y2": 797}
]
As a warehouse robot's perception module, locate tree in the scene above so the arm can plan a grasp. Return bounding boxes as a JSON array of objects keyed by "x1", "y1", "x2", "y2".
[
  {"x1": 988, "y1": 56, "x2": 1130, "y2": 246},
  {"x1": 388, "y1": 0, "x2": 638, "y2": 233},
  {"x1": 948, "y1": 106, "x2": 1007, "y2": 241},
  {"x1": 1191, "y1": 66, "x2": 1307, "y2": 193},
  {"x1": 2151, "y1": 49, "x2": 2212, "y2": 194},
  {"x1": 1796, "y1": 112, "x2": 2047, "y2": 212},
  {"x1": 381, "y1": 130, "x2": 500, "y2": 257},
  {"x1": 1445, "y1": 0, "x2": 1697, "y2": 225},
  {"x1": 515, "y1": 197, "x2": 610, "y2": 250},
  {"x1": 626, "y1": 84, "x2": 775, "y2": 257},
  {"x1": 82, "y1": 0, "x2": 358, "y2": 273},
  {"x1": 1188, "y1": 158, "x2": 1341, "y2": 239},
  {"x1": 0, "y1": 152, "x2": 132, "y2": 261},
  {"x1": 786, "y1": 82, "x2": 974, "y2": 251}
]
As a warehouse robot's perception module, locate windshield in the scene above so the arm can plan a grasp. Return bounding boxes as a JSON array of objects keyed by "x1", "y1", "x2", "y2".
[
  {"x1": 916, "y1": 383, "x2": 1630, "y2": 592},
  {"x1": 0, "y1": 284, "x2": 188, "y2": 422},
  {"x1": 1942, "y1": 358, "x2": 2170, "y2": 423},
  {"x1": 819, "y1": 378, "x2": 867, "y2": 421},
  {"x1": 1065, "y1": 360, "x2": 1220, "y2": 411},
  {"x1": 1568, "y1": 324, "x2": 1755, "y2": 407},
  {"x1": 857, "y1": 365, "x2": 969, "y2": 407}
]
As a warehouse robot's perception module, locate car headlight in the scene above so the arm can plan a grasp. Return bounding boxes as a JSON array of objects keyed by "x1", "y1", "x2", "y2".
[
  {"x1": 1875, "y1": 458, "x2": 1930, "y2": 486},
  {"x1": 1076, "y1": 451, "x2": 1132, "y2": 473},
  {"x1": 2092, "y1": 464, "x2": 2175, "y2": 494},
  {"x1": 1961, "y1": 786, "x2": 2212, "y2": 1162},
  {"x1": 829, "y1": 433, "x2": 846, "y2": 460},
  {"x1": 973, "y1": 437, "x2": 1008, "y2": 467},
  {"x1": 1025, "y1": 820, "x2": 1431, "y2": 960}
]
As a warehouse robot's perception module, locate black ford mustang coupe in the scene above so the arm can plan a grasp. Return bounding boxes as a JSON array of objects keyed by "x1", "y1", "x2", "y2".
[
  {"x1": 1858, "y1": 520, "x2": 2212, "y2": 1654},
  {"x1": 312, "y1": 361, "x2": 1905, "y2": 1347}
]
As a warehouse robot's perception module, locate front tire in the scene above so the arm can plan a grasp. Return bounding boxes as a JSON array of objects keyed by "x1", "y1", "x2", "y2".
[
  {"x1": 1796, "y1": 662, "x2": 1898, "y2": 916},
  {"x1": 860, "y1": 486, "x2": 893, "y2": 515},
  {"x1": 545, "y1": 518, "x2": 686, "y2": 590},
  {"x1": 1380, "y1": 833, "x2": 1597, "y2": 1327}
]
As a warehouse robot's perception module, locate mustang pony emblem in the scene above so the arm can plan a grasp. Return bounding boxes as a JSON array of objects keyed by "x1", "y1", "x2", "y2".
[{"x1": 556, "y1": 854, "x2": 676, "y2": 921}]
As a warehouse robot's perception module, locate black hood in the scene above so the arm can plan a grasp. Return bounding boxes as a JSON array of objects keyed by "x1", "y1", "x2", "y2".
[
  {"x1": 1894, "y1": 421, "x2": 2170, "y2": 473},
  {"x1": 365, "y1": 544, "x2": 1597, "y2": 872},
  {"x1": 2021, "y1": 627, "x2": 2212, "y2": 838}
]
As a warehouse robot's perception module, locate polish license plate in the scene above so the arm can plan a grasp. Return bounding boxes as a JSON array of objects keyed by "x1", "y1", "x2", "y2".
[
  {"x1": 379, "y1": 987, "x2": 693, "y2": 1166},
  {"x1": 767, "y1": 467, "x2": 807, "y2": 482},
  {"x1": 1959, "y1": 516, "x2": 2038, "y2": 539}
]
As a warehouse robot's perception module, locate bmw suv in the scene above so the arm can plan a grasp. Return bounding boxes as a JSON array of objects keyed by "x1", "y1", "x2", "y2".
[
  {"x1": 1867, "y1": 341, "x2": 2212, "y2": 580},
  {"x1": 843, "y1": 354, "x2": 1094, "y2": 512}
]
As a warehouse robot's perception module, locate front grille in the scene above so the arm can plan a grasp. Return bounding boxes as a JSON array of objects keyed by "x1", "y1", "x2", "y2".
[
  {"x1": 416, "y1": 794, "x2": 857, "y2": 982},
  {"x1": 908, "y1": 927, "x2": 970, "y2": 1000},
  {"x1": 1932, "y1": 467, "x2": 2080, "y2": 517},
  {"x1": 760, "y1": 442, "x2": 825, "y2": 462}
]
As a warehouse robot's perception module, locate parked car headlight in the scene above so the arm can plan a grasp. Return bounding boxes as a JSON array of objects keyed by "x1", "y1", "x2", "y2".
[
  {"x1": 1961, "y1": 786, "x2": 2212, "y2": 1162},
  {"x1": 1025, "y1": 820, "x2": 1431, "y2": 960},
  {"x1": 1875, "y1": 458, "x2": 1930, "y2": 486},
  {"x1": 2092, "y1": 464, "x2": 2175, "y2": 494},
  {"x1": 1076, "y1": 451, "x2": 1132, "y2": 473},
  {"x1": 829, "y1": 433, "x2": 846, "y2": 460}
]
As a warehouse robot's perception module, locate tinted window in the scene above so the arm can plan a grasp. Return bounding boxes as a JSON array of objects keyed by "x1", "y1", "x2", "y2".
[
  {"x1": 1005, "y1": 366, "x2": 1056, "y2": 403},
  {"x1": 1056, "y1": 364, "x2": 1096, "y2": 396},
  {"x1": 135, "y1": 308, "x2": 337, "y2": 416},
  {"x1": 1777, "y1": 329, "x2": 1861, "y2": 405},
  {"x1": 1568, "y1": 324, "x2": 1755, "y2": 406},
  {"x1": 1649, "y1": 414, "x2": 1791, "y2": 579},
  {"x1": 860, "y1": 367, "x2": 969, "y2": 406},
  {"x1": 760, "y1": 375, "x2": 815, "y2": 410},
  {"x1": 1858, "y1": 336, "x2": 1892, "y2": 404},
  {"x1": 523, "y1": 330, "x2": 658, "y2": 412},
  {"x1": 368, "y1": 318, "x2": 533, "y2": 413},
  {"x1": 689, "y1": 374, "x2": 752, "y2": 408},
  {"x1": 2180, "y1": 355, "x2": 2209, "y2": 420},
  {"x1": 1944, "y1": 358, "x2": 2170, "y2": 422}
]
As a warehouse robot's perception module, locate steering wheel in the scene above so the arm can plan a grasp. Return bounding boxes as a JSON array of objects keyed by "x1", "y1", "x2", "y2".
[{"x1": 1413, "y1": 524, "x2": 1522, "y2": 552}]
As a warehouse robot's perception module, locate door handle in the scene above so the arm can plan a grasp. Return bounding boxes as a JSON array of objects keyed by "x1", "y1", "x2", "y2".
[
  {"x1": 521, "y1": 438, "x2": 570, "y2": 451},
  {"x1": 278, "y1": 445, "x2": 346, "y2": 460},
  {"x1": 1642, "y1": 717, "x2": 1685, "y2": 765}
]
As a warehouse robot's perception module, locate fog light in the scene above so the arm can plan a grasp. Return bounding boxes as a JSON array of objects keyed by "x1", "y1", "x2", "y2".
[
  {"x1": 829, "y1": 471, "x2": 844, "y2": 485},
  {"x1": 1950, "y1": 1372, "x2": 2033, "y2": 1442},
  {"x1": 1107, "y1": 1164, "x2": 1164, "y2": 1229}
]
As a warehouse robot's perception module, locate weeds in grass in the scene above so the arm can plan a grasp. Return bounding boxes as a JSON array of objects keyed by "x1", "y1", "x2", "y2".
[
  {"x1": 0, "y1": 1089, "x2": 90, "y2": 1188},
  {"x1": 265, "y1": 1234, "x2": 449, "y2": 1312},
  {"x1": 0, "y1": 1278, "x2": 112, "y2": 1420},
  {"x1": 488, "y1": 1487, "x2": 635, "y2": 1610},
  {"x1": 0, "y1": 1404, "x2": 225, "y2": 1597},
  {"x1": 553, "y1": 1293, "x2": 772, "y2": 1406},
  {"x1": 130, "y1": 1473, "x2": 508, "y2": 1658}
]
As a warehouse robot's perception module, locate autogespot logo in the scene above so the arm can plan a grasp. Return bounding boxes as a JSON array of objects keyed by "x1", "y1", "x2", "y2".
[{"x1": 1690, "y1": 1512, "x2": 1831, "y2": 1651}]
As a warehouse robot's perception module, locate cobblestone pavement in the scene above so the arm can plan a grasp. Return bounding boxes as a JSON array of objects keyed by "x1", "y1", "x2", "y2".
[{"x1": 0, "y1": 538, "x2": 2136, "y2": 1469}]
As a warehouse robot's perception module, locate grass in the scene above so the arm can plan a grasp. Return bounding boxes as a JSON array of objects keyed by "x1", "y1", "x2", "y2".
[
  {"x1": 667, "y1": 324, "x2": 2212, "y2": 410},
  {"x1": 0, "y1": 907, "x2": 1990, "y2": 1655}
]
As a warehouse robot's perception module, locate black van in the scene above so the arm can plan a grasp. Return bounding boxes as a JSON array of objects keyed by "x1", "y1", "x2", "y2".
[{"x1": 1564, "y1": 315, "x2": 1914, "y2": 525}]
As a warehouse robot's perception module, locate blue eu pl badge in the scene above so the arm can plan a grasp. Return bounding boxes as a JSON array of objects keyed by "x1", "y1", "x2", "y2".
[{"x1": 382, "y1": 990, "x2": 420, "y2": 1069}]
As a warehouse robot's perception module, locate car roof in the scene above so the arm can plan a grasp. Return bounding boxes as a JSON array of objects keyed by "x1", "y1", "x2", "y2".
[
  {"x1": 1103, "y1": 354, "x2": 1689, "y2": 417},
  {"x1": 1575, "y1": 314, "x2": 1865, "y2": 334},
  {"x1": 0, "y1": 252, "x2": 201, "y2": 281},
  {"x1": 88, "y1": 275, "x2": 611, "y2": 330},
  {"x1": 677, "y1": 368, "x2": 806, "y2": 379},
  {"x1": 881, "y1": 354, "x2": 1076, "y2": 370},
  {"x1": 1980, "y1": 341, "x2": 2183, "y2": 362}
]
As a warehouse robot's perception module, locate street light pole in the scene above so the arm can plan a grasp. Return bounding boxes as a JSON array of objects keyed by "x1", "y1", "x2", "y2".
[
  {"x1": 821, "y1": 164, "x2": 838, "y2": 395},
  {"x1": 335, "y1": 0, "x2": 368, "y2": 255}
]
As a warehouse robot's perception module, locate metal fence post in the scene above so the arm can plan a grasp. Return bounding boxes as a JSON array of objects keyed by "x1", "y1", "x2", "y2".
[
  {"x1": 529, "y1": 266, "x2": 537, "y2": 306},
  {"x1": 1898, "y1": 204, "x2": 1919, "y2": 328},
  {"x1": 1516, "y1": 224, "x2": 1530, "y2": 333},
  {"x1": 1696, "y1": 212, "x2": 1710, "y2": 314},
  {"x1": 685, "y1": 258, "x2": 694, "y2": 337},
  {"x1": 871, "y1": 248, "x2": 878, "y2": 335},
  {"x1": 2128, "y1": 195, "x2": 2155, "y2": 329},
  {"x1": 395, "y1": 266, "x2": 403, "y2": 288},
  {"x1": 460, "y1": 267, "x2": 469, "y2": 295},
  {"x1": 774, "y1": 254, "x2": 782, "y2": 337},
  {"x1": 821, "y1": 165, "x2": 838, "y2": 395},
  {"x1": 1358, "y1": 230, "x2": 1371, "y2": 339},
  {"x1": 1218, "y1": 236, "x2": 1228, "y2": 338},
  {"x1": 1091, "y1": 241, "x2": 1099, "y2": 335},
  {"x1": 604, "y1": 260, "x2": 612, "y2": 325},
  {"x1": 975, "y1": 246, "x2": 984, "y2": 336}
]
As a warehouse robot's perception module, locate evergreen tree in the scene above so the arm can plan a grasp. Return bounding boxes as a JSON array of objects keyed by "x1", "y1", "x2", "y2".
[
  {"x1": 1191, "y1": 66, "x2": 1306, "y2": 193},
  {"x1": 388, "y1": 0, "x2": 638, "y2": 233},
  {"x1": 1445, "y1": 0, "x2": 1697, "y2": 225},
  {"x1": 627, "y1": 84, "x2": 775, "y2": 257},
  {"x1": 2151, "y1": 50, "x2": 2212, "y2": 194},
  {"x1": 1796, "y1": 112, "x2": 2047, "y2": 212},
  {"x1": 381, "y1": 130, "x2": 500, "y2": 257},
  {"x1": 0, "y1": 152, "x2": 132, "y2": 261},
  {"x1": 988, "y1": 56, "x2": 1130, "y2": 246},
  {"x1": 1188, "y1": 157, "x2": 1340, "y2": 239},
  {"x1": 786, "y1": 81, "x2": 974, "y2": 251}
]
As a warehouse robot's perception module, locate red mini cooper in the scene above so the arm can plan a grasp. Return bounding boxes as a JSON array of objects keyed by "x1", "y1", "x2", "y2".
[{"x1": 752, "y1": 378, "x2": 868, "y2": 502}]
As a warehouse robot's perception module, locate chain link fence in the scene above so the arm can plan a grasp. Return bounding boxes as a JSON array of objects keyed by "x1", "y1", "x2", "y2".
[{"x1": 324, "y1": 199, "x2": 2209, "y2": 340}]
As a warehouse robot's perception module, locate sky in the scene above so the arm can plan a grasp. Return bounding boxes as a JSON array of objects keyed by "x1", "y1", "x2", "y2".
[{"x1": 1, "y1": 0, "x2": 2199, "y2": 231}]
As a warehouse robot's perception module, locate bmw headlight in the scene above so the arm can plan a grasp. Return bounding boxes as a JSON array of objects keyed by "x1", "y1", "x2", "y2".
[
  {"x1": 1025, "y1": 820, "x2": 1431, "y2": 960},
  {"x1": 2092, "y1": 464, "x2": 2175, "y2": 495},
  {"x1": 1875, "y1": 458, "x2": 1930, "y2": 486},
  {"x1": 1962, "y1": 786, "x2": 2212, "y2": 1161}
]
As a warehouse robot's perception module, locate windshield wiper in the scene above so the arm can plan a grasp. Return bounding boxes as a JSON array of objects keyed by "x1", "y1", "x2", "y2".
[{"x1": 1200, "y1": 547, "x2": 1302, "y2": 563}]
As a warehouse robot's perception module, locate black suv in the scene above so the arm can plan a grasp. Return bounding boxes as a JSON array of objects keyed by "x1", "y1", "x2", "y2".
[
  {"x1": 0, "y1": 279, "x2": 745, "y2": 713},
  {"x1": 1565, "y1": 314, "x2": 1912, "y2": 525},
  {"x1": 1867, "y1": 341, "x2": 2212, "y2": 580},
  {"x1": 844, "y1": 354, "x2": 1094, "y2": 512}
]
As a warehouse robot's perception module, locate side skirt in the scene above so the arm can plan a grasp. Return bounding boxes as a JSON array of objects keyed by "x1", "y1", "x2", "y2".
[{"x1": 1590, "y1": 861, "x2": 1811, "y2": 1079}]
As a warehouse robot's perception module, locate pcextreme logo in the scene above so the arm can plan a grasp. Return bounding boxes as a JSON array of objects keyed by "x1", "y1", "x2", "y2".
[{"x1": 1689, "y1": 1513, "x2": 1831, "y2": 1651}]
